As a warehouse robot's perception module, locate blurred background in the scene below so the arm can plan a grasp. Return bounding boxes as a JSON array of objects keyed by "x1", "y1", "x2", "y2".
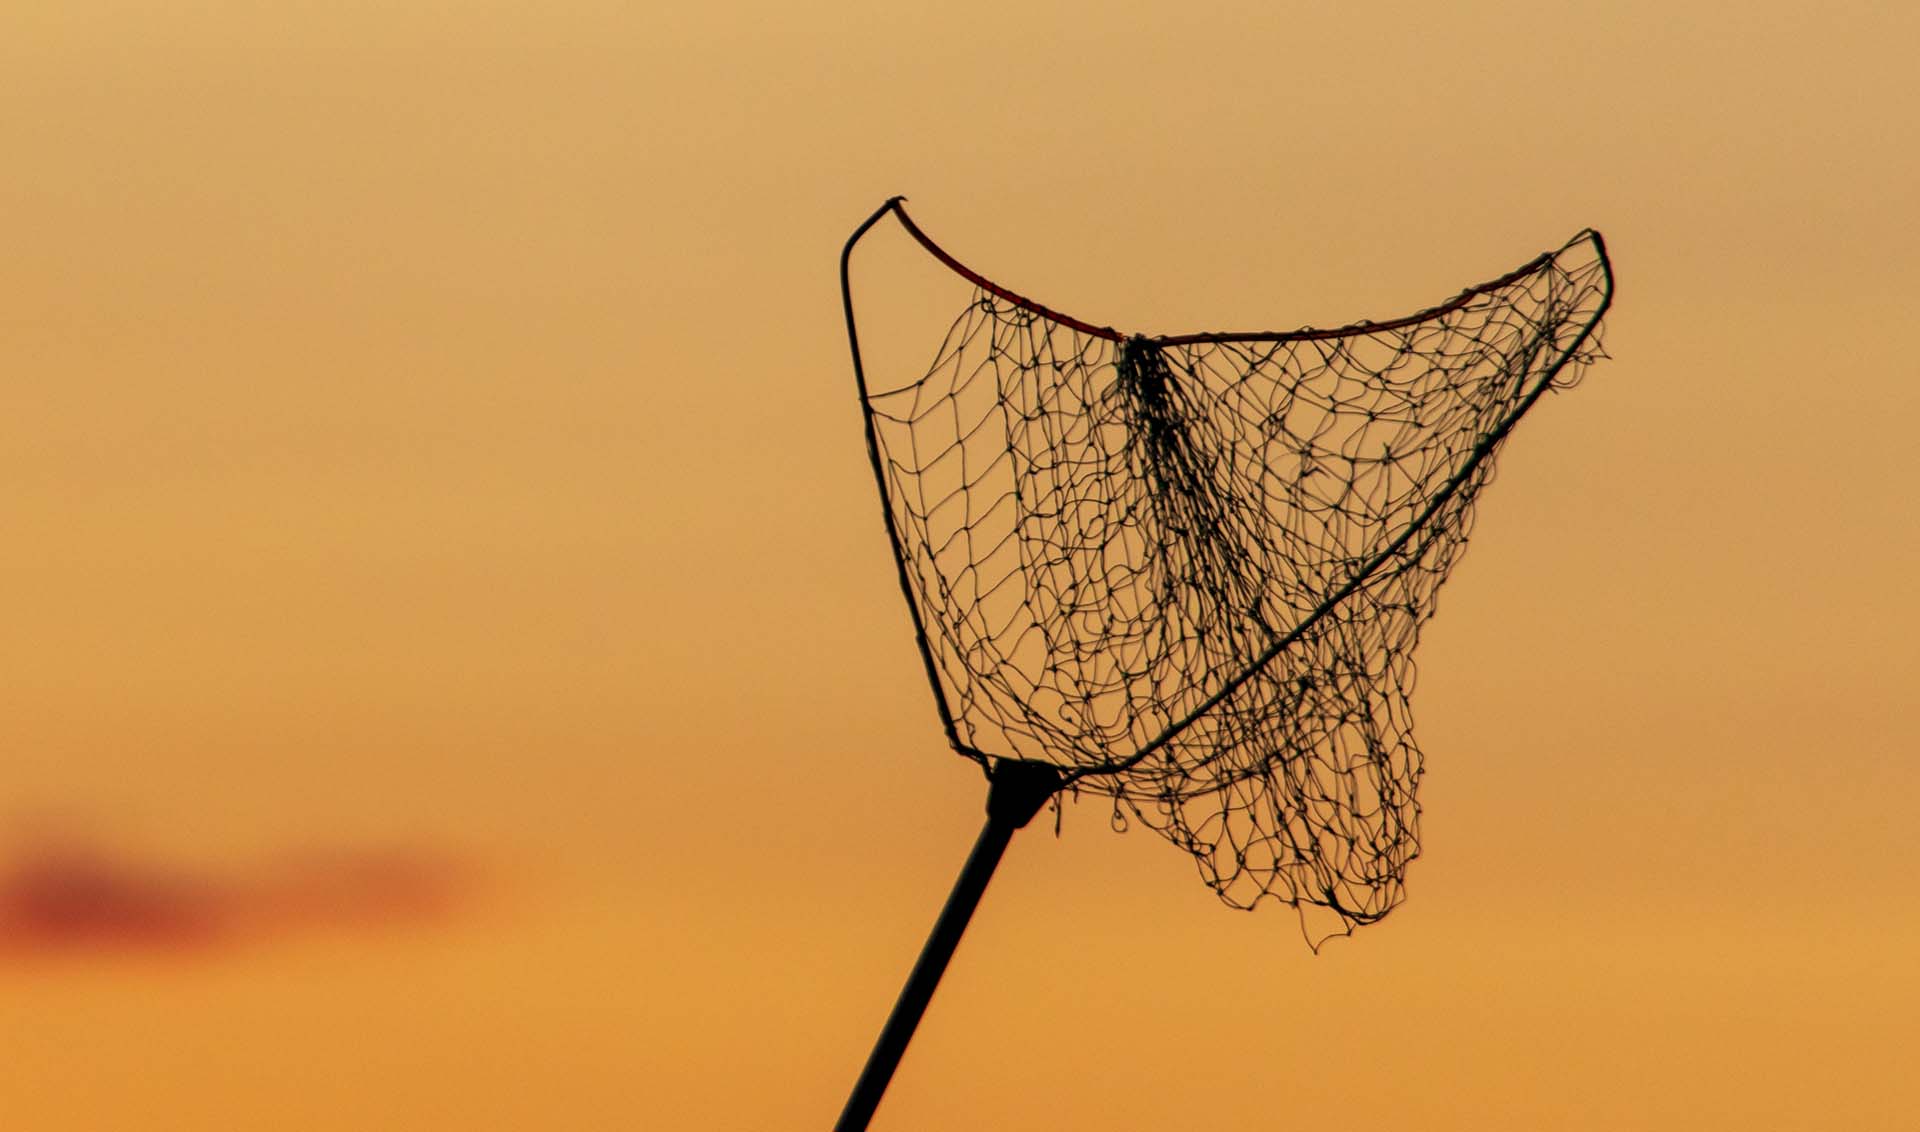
[{"x1": 3, "y1": 2, "x2": 1915, "y2": 1128}]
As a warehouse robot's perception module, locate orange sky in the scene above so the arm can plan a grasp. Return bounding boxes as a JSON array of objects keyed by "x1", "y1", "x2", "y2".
[{"x1": 4, "y1": 2, "x2": 1917, "y2": 1129}]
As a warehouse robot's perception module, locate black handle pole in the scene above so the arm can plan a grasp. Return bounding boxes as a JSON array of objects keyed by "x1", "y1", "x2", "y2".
[{"x1": 833, "y1": 761, "x2": 1060, "y2": 1132}]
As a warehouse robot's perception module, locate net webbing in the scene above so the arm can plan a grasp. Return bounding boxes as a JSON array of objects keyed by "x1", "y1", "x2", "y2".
[{"x1": 849, "y1": 205, "x2": 1612, "y2": 941}]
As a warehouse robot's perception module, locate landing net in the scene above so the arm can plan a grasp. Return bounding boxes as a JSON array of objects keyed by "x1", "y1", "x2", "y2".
[{"x1": 846, "y1": 202, "x2": 1612, "y2": 940}]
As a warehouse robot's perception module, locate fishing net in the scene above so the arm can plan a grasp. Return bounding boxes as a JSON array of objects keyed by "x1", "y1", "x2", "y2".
[{"x1": 844, "y1": 200, "x2": 1612, "y2": 942}]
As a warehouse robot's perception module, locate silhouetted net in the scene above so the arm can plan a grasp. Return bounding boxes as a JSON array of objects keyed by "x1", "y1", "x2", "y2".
[{"x1": 851, "y1": 210, "x2": 1611, "y2": 943}]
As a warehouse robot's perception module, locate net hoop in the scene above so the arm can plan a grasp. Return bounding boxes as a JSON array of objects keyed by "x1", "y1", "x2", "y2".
[
  {"x1": 866, "y1": 195, "x2": 1607, "y2": 346},
  {"x1": 841, "y1": 196, "x2": 1614, "y2": 791}
]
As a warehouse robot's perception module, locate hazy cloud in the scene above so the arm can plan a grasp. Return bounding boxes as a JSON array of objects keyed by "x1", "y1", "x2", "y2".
[{"x1": 0, "y1": 835, "x2": 478, "y2": 961}]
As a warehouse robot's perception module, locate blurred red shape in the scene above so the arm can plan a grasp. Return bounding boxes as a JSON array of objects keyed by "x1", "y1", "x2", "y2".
[{"x1": 0, "y1": 836, "x2": 477, "y2": 961}]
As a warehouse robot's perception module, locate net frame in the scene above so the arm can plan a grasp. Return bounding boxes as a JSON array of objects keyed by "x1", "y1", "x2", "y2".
[
  {"x1": 833, "y1": 197, "x2": 1611, "y2": 1130},
  {"x1": 844, "y1": 196, "x2": 1612, "y2": 936}
]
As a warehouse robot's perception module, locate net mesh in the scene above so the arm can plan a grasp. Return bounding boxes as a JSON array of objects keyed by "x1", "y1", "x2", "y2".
[{"x1": 849, "y1": 207, "x2": 1611, "y2": 942}]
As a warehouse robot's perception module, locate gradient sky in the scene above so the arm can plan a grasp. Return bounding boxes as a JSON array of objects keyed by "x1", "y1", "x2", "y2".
[{"x1": 4, "y1": 2, "x2": 1917, "y2": 1129}]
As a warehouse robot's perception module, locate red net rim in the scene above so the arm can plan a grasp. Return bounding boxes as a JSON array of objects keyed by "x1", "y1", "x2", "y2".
[{"x1": 884, "y1": 198, "x2": 1603, "y2": 347}]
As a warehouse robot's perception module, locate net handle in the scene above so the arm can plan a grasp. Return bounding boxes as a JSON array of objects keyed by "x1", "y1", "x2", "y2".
[{"x1": 833, "y1": 760, "x2": 1060, "y2": 1131}]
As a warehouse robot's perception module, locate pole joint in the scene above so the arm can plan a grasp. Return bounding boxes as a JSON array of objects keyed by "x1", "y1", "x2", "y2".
[{"x1": 986, "y1": 759, "x2": 1061, "y2": 831}]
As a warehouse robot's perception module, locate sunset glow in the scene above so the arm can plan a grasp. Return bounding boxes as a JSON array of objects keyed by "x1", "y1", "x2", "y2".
[{"x1": 5, "y1": 3, "x2": 1917, "y2": 1129}]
